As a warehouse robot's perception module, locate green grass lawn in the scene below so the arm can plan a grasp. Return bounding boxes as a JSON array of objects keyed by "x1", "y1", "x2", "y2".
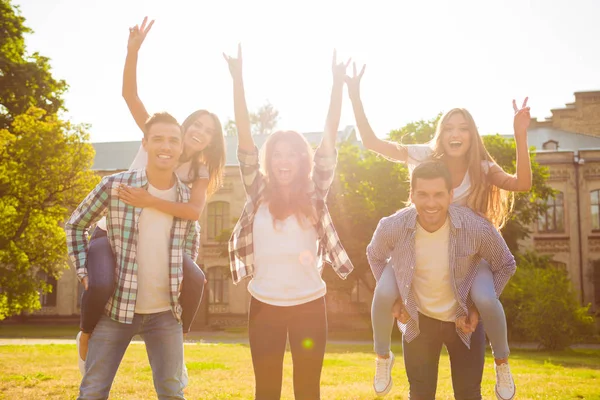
[{"x1": 1, "y1": 342, "x2": 599, "y2": 399}]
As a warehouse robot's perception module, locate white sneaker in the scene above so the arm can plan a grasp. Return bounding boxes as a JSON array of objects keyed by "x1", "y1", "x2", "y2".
[
  {"x1": 75, "y1": 331, "x2": 86, "y2": 375},
  {"x1": 373, "y1": 351, "x2": 395, "y2": 396},
  {"x1": 495, "y1": 362, "x2": 516, "y2": 400}
]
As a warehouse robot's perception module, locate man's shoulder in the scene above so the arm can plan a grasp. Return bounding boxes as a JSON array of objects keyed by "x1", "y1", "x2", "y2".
[
  {"x1": 103, "y1": 170, "x2": 138, "y2": 183},
  {"x1": 450, "y1": 205, "x2": 494, "y2": 231}
]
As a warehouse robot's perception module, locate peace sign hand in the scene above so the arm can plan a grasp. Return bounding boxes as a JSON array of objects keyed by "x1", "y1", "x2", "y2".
[
  {"x1": 344, "y1": 62, "x2": 366, "y2": 99},
  {"x1": 513, "y1": 97, "x2": 531, "y2": 140},
  {"x1": 128, "y1": 17, "x2": 154, "y2": 53},
  {"x1": 223, "y1": 43, "x2": 243, "y2": 81},
  {"x1": 331, "y1": 50, "x2": 351, "y2": 85}
]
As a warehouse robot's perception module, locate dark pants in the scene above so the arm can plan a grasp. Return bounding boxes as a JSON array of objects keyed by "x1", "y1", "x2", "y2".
[
  {"x1": 80, "y1": 228, "x2": 205, "y2": 334},
  {"x1": 248, "y1": 296, "x2": 327, "y2": 400},
  {"x1": 402, "y1": 313, "x2": 485, "y2": 400}
]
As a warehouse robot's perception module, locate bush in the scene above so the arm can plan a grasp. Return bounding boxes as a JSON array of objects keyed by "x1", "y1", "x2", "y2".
[{"x1": 501, "y1": 252, "x2": 595, "y2": 350}]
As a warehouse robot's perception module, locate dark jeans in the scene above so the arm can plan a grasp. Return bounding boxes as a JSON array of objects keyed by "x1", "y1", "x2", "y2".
[
  {"x1": 402, "y1": 313, "x2": 485, "y2": 400},
  {"x1": 80, "y1": 227, "x2": 205, "y2": 334},
  {"x1": 248, "y1": 296, "x2": 327, "y2": 400}
]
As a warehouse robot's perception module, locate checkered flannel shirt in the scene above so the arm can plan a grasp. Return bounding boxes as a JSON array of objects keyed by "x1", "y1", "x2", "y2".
[
  {"x1": 65, "y1": 169, "x2": 200, "y2": 324},
  {"x1": 228, "y1": 146, "x2": 353, "y2": 284}
]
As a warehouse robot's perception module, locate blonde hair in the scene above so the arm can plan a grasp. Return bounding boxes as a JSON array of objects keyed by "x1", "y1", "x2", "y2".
[
  {"x1": 260, "y1": 131, "x2": 317, "y2": 228},
  {"x1": 429, "y1": 108, "x2": 513, "y2": 229}
]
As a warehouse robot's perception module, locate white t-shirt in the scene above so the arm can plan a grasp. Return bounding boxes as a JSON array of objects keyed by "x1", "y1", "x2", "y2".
[
  {"x1": 413, "y1": 218, "x2": 457, "y2": 322},
  {"x1": 96, "y1": 144, "x2": 209, "y2": 231},
  {"x1": 134, "y1": 183, "x2": 178, "y2": 314},
  {"x1": 406, "y1": 144, "x2": 494, "y2": 206},
  {"x1": 248, "y1": 203, "x2": 326, "y2": 306}
]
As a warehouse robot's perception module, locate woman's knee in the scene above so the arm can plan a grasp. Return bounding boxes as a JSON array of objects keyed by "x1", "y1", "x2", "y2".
[{"x1": 183, "y1": 255, "x2": 206, "y2": 286}]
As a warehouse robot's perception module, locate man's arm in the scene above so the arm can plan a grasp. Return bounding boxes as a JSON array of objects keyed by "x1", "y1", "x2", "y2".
[
  {"x1": 366, "y1": 216, "x2": 398, "y2": 282},
  {"x1": 477, "y1": 221, "x2": 517, "y2": 297},
  {"x1": 65, "y1": 176, "x2": 112, "y2": 281}
]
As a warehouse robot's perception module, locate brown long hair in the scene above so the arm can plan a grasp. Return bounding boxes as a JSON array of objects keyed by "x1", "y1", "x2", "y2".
[
  {"x1": 430, "y1": 108, "x2": 513, "y2": 229},
  {"x1": 260, "y1": 130, "x2": 317, "y2": 228},
  {"x1": 181, "y1": 110, "x2": 226, "y2": 196}
]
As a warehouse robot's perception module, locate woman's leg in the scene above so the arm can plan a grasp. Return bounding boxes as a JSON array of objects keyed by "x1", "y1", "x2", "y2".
[
  {"x1": 180, "y1": 254, "x2": 206, "y2": 334},
  {"x1": 79, "y1": 227, "x2": 116, "y2": 361},
  {"x1": 371, "y1": 263, "x2": 400, "y2": 396},
  {"x1": 248, "y1": 297, "x2": 288, "y2": 400},
  {"x1": 471, "y1": 260, "x2": 516, "y2": 400},
  {"x1": 288, "y1": 297, "x2": 327, "y2": 400}
]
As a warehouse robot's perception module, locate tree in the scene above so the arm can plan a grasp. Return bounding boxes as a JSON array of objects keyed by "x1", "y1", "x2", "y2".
[
  {"x1": 0, "y1": 108, "x2": 98, "y2": 319},
  {"x1": 0, "y1": 1, "x2": 68, "y2": 130},
  {"x1": 224, "y1": 101, "x2": 280, "y2": 136}
]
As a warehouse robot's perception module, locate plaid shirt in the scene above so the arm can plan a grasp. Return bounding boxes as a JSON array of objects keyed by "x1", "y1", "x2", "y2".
[
  {"x1": 228, "y1": 146, "x2": 353, "y2": 284},
  {"x1": 367, "y1": 205, "x2": 516, "y2": 348},
  {"x1": 65, "y1": 169, "x2": 200, "y2": 324}
]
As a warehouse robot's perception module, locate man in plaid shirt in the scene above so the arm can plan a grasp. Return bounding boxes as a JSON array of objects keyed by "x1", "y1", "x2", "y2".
[
  {"x1": 66, "y1": 112, "x2": 199, "y2": 400},
  {"x1": 367, "y1": 161, "x2": 516, "y2": 399}
]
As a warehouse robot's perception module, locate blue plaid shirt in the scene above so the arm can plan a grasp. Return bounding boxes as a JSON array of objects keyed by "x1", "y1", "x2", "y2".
[
  {"x1": 66, "y1": 169, "x2": 200, "y2": 324},
  {"x1": 367, "y1": 205, "x2": 516, "y2": 347}
]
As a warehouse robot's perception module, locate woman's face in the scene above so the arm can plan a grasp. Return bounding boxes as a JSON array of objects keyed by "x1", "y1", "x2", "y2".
[
  {"x1": 440, "y1": 112, "x2": 472, "y2": 159},
  {"x1": 183, "y1": 113, "x2": 217, "y2": 155},
  {"x1": 269, "y1": 140, "x2": 301, "y2": 187}
]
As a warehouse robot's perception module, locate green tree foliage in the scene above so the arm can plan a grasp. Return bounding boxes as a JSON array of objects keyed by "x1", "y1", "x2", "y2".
[
  {"x1": 0, "y1": 0, "x2": 68, "y2": 130},
  {"x1": 501, "y1": 252, "x2": 595, "y2": 349},
  {"x1": 0, "y1": 109, "x2": 99, "y2": 319},
  {"x1": 0, "y1": 1, "x2": 97, "y2": 318}
]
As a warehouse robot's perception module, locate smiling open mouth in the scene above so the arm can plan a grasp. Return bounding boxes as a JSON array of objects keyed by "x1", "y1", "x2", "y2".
[
  {"x1": 449, "y1": 140, "x2": 462, "y2": 149},
  {"x1": 278, "y1": 168, "x2": 291, "y2": 179}
]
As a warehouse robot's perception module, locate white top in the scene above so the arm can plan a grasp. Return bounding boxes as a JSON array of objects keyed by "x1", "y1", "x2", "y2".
[
  {"x1": 96, "y1": 144, "x2": 209, "y2": 231},
  {"x1": 134, "y1": 184, "x2": 178, "y2": 314},
  {"x1": 248, "y1": 203, "x2": 326, "y2": 306},
  {"x1": 406, "y1": 144, "x2": 493, "y2": 206},
  {"x1": 413, "y1": 218, "x2": 457, "y2": 322}
]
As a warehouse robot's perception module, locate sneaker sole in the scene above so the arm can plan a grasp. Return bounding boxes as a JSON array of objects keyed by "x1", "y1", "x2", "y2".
[
  {"x1": 373, "y1": 355, "x2": 395, "y2": 397},
  {"x1": 495, "y1": 384, "x2": 516, "y2": 400}
]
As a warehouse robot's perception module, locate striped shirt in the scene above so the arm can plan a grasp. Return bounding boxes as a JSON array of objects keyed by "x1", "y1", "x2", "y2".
[
  {"x1": 367, "y1": 205, "x2": 516, "y2": 347},
  {"x1": 228, "y1": 146, "x2": 353, "y2": 284},
  {"x1": 65, "y1": 169, "x2": 200, "y2": 324}
]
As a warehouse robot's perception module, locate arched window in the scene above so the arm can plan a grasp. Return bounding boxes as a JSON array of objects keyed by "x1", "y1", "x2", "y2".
[{"x1": 207, "y1": 202, "x2": 230, "y2": 240}]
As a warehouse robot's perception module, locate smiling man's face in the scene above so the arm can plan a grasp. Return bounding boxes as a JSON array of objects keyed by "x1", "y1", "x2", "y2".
[{"x1": 411, "y1": 176, "x2": 453, "y2": 232}]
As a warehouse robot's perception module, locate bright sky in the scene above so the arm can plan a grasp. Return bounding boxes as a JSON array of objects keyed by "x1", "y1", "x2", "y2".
[{"x1": 12, "y1": 0, "x2": 600, "y2": 143}]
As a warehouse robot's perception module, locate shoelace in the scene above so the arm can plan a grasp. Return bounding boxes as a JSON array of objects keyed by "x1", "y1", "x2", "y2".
[
  {"x1": 496, "y1": 365, "x2": 514, "y2": 388},
  {"x1": 375, "y1": 358, "x2": 391, "y2": 382}
]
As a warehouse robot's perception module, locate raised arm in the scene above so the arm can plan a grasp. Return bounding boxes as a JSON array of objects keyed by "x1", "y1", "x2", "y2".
[
  {"x1": 223, "y1": 44, "x2": 254, "y2": 153},
  {"x1": 487, "y1": 98, "x2": 532, "y2": 192},
  {"x1": 317, "y1": 50, "x2": 350, "y2": 155},
  {"x1": 122, "y1": 17, "x2": 154, "y2": 134},
  {"x1": 345, "y1": 63, "x2": 408, "y2": 162}
]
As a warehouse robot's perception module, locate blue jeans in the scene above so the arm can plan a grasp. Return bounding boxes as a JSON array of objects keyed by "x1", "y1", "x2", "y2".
[
  {"x1": 371, "y1": 262, "x2": 510, "y2": 359},
  {"x1": 403, "y1": 313, "x2": 485, "y2": 400},
  {"x1": 80, "y1": 227, "x2": 205, "y2": 334},
  {"x1": 78, "y1": 311, "x2": 185, "y2": 400}
]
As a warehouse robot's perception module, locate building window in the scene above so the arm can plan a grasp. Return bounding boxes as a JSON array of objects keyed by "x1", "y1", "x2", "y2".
[
  {"x1": 40, "y1": 275, "x2": 58, "y2": 307},
  {"x1": 538, "y1": 192, "x2": 565, "y2": 233},
  {"x1": 350, "y1": 279, "x2": 363, "y2": 303},
  {"x1": 591, "y1": 190, "x2": 600, "y2": 231},
  {"x1": 542, "y1": 140, "x2": 558, "y2": 151},
  {"x1": 207, "y1": 202, "x2": 230, "y2": 240},
  {"x1": 207, "y1": 267, "x2": 229, "y2": 305}
]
